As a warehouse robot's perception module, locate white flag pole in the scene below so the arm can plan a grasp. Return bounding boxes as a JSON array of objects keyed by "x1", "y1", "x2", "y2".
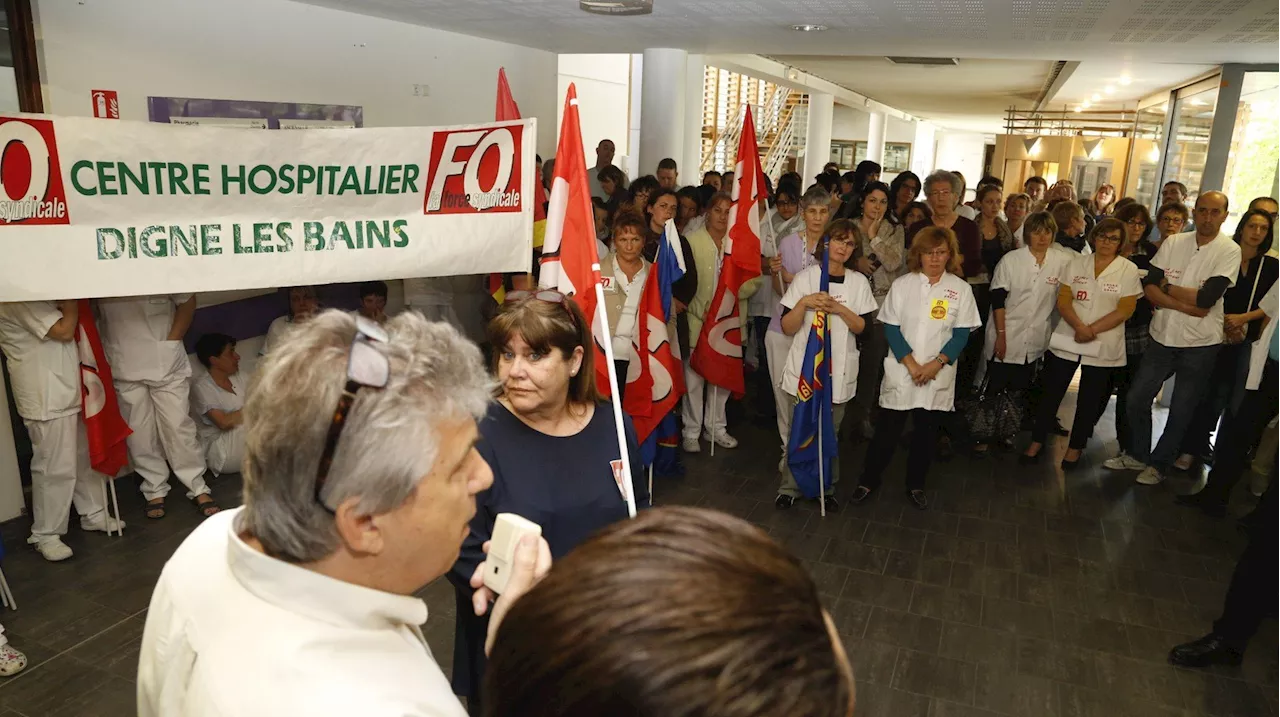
[
  {"x1": 593, "y1": 277, "x2": 638, "y2": 518},
  {"x1": 818, "y1": 351, "x2": 827, "y2": 518},
  {"x1": 648, "y1": 464, "x2": 654, "y2": 507}
]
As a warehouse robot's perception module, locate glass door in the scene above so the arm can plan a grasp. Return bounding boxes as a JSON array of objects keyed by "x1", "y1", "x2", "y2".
[{"x1": 1222, "y1": 71, "x2": 1279, "y2": 233}]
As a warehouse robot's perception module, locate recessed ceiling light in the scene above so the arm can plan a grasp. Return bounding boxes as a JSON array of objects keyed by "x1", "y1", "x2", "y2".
[
  {"x1": 1119, "y1": 75, "x2": 1132, "y2": 86},
  {"x1": 1074, "y1": 106, "x2": 1083, "y2": 113},
  {"x1": 1091, "y1": 93, "x2": 1101, "y2": 102},
  {"x1": 1104, "y1": 86, "x2": 1115, "y2": 95},
  {"x1": 1082, "y1": 101, "x2": 1092, "y2": 109},
  {"x1": 791, "y1": 23, "x2": 827, "y2": 31},
  {"x1": 579, "y1": 0, "x2": 652, "y2": 16}
]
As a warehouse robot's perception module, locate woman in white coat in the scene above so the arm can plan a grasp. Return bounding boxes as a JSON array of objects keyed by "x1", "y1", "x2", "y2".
[
  {"x1": 1022, "y1": 219, "x2": 1141, "y2": 470},
  {"x1": 854, "y1": 226, "x2": 981, "y2": 510},
  {"x1": 600, "y1": 211, "x2": 651, "y2": 401},
  {"x1": 774, "y1": 221, "x2": 878, "y2": 511},
  {"x1": 972, "y1": 211, "x2": 1073, "y2": 455}
]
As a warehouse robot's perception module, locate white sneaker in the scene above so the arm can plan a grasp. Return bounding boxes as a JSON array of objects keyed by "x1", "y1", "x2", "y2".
[
  {"x1": 1135, "y1": 466, "x2": 1166, "y2": 485},
  {"x1": 682, "y1": 437, "x2": 702, "y2": 453},
  {"x1": 1103, "y1": 453, "x2": 1147, "y2": 471},
  {"x1": 0, "y1": 645, "x2": 27, "y2": 677},
  {"x1": 80, "y1": 514, "x2": 126, "y2": 533},
  {"x1": 704, "y1": 432, "x2": 739, "y2": 449},
  {"x1": 27, "y1": 536, "x2": 72, "y2": 562}
]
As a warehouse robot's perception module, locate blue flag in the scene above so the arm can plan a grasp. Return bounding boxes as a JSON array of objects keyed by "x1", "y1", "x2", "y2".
[{"x1": 786, "y1": 241, "x2": 837, "y2": 498}]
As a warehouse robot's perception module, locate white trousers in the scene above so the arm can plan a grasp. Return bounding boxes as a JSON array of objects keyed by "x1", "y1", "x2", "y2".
[
  {"x1": 24, "y1": 414, "x2": 107, "y2": 541},
  {"x1": 115, "y1": 376, "x2": 209, "y2": 501},
  {"x1": 765, "y1": 330, "x2": 795, "y2": 452},
  {"x1": 681, "y1": 358, "x2": 729, "y2": 441},
  {"x1": 204, "y1": 425, "x2": 246, "y2": 476}
]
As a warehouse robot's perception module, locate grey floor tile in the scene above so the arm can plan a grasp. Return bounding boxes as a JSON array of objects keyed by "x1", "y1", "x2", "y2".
[
  {"x1": 893, "y1": 649, "x2": 976, "y2": 704},
  {"x1": 981, "y1": 597, "x2": 1055, "y2": 639},
  {"x1": 864, "y1": 523, "x2": 929, "y2": 554},
  {"x1": 1053, "y1": 613, "x2": 1133, "y2": 657},
  {"x1": 64, "y1": 616, "x2": 145, "y2": 682},
  {"x1": 47, "y1": 674, "x2": 136, "y2": 717},
  {"x1": 974, "y1": 664, "x2": 1061, "y2": 717},
  {"x1": 841, "y1": 570, "x2": 915, "y2": 608},
  {"x1": 821, "y1": 539, "x2": 891, "y2": 573},
  {"x1": 938, "y1": 622, "x2": 1017, "y2": 670},
  {"x1": 865, "y1": 607, "x2": 944, "y2": 654},
  {"x1": 842, "y1": 638, "x2": 899, "y2": 685},
  {"x1": 1016, "y1": 636, "x2": 1098, "y2": 689},
  {"x1": 854, "y1": 681, "x2": 931, "y2": 717},
  {"x1": 0, "y1": 654, "x2": 114, "y2": 715},
  {"x1": 910, "y1": 584, "x2": 984, "y2": 626}
]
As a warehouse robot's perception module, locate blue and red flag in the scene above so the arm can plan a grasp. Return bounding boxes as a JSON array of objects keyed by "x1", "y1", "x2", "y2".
[
  {"x1": 786, "y1": 243, "x2": 837, "y2": 498},
  {"x1": 625, "y1": 218, "x2": 686, "y2": 465}
]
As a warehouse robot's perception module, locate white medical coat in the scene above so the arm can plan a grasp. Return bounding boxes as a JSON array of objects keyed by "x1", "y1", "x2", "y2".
[
  {"x1": 0, "y1": 302, "x2": 81, "y2": 421},
  {"x1": 984, "y1": 247, "x2": 1074, "y2": 365},
  {"x1": 97, "y1": 295, "x2": 193, "y2": 383},
  {"x1": 877, "y1": 272, "x2": 981, "y2": 412}
]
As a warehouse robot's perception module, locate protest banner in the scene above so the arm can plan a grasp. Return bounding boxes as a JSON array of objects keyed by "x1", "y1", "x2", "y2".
[{"x1": 0, "y1": 114, "x2": 536, "y2": 301}]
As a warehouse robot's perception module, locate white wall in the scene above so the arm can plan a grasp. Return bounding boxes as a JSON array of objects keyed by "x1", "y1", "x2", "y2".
[
  {"x1": 558, "y1": 54, "x2": 632, "y2": 167},
  {"x1": 934, "y1": 131, "x2": 991, "y2": 198},
  {"x1": 832, "y1": 105, "x2": 916, "y2": 143},
  {"x1": 34, "y1": 0, "x2": 559, "y2": 155}
]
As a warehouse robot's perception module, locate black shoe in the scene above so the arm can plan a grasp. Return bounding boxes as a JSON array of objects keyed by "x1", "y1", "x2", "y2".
[
  {"x1": 774, "y1": 494, "x2": 795, "y2": 510},
  {"x1": 1019, "y1": 451, "x2": 1042, "y2": 465},
  {"x1": 822, "y1": 496, "x2": 840, "y2": 513},
  {"x1": 937, "y1": 436, "x2": 954, "y2": 462},
  {"x1": 1053, "y1": 420, "x2": 1070, "y2": 436},
  {"x1": 908, "y1": 489, "x2": 929, "y2": 510},
  {"x1": 1061, "y1": 457, "x2": 1080, "y2": 471},
  {"x1": 1168, "y1": 633, "x2": 1244, "y2": 668},
  {"x1": 851, "y1": 486, "x2": 873, "y2": 505}
]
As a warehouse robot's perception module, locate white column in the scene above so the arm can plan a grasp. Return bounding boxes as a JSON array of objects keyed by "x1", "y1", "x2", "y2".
[
  {"x1": 802, "y1": 91, "x2": 834, "y2": 184},
  {"x1": 866, "y1": 111, "x2": 886, "y2": 166},
  {"x1": 639, "y1": 48, "x2": 687, "y2": 179},
  {"x1": 912, "y1": 120, "x2": 937, "y2": 178},
  {"x1": 625, "y1": 54, "x2": 644, "y2": 180},
  {"x1": 682, "y1": 54, "x2": 705, "y2": 188}
]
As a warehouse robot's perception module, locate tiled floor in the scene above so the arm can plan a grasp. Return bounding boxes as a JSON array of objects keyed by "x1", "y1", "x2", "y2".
[{"x1": 0, "y1": 387, "x2": 1273, "y2": 717}]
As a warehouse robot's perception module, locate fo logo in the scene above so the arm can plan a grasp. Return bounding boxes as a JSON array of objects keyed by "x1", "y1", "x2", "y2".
[
  {"x1": 0, "y1": 117, "x2": 70, "y2": 225},
  {"x1": 424, "y1": 126, "x2": 523, "y2": 215}
]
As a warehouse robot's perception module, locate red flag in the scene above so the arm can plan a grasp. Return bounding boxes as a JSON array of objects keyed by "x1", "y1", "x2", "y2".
[
  {"x1": 689, "y1": 106, "x2": 767, "y2": 398},
  {"x1": 538, "y1": 83, "x2": 611, "y2": 396},
  {"x1": 623, "y1": 223, "x2": 686, "y2": 444},
  {"x1": 75, "y1": 299, "x2": 131, "y2": 476},
  {"x1": 491, "y1": 68, "x2": 548, "y2": 302}
]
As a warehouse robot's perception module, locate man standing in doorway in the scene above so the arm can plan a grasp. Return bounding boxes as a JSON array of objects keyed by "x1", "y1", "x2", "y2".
[
  {"x1": 656, "y1": 158, "x2": 680, "y2": 191},
  {"x1": 1024, "y1": 176, "x2": 1047, "y2": 208},
  {"x1": 588, "y1": 139, "x2": 628, "y2": 200},
  {"x1": 1122, "y1": 191, "x2": 1241, "y2": 485}
]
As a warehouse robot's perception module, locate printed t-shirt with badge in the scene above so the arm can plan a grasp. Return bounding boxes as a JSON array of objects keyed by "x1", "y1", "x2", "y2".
[{"x1": 1149, "y1": 231, "x2": 1242, "y2": 348}]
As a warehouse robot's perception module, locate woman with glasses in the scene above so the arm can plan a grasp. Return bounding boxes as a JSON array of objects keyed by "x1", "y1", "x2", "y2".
[
  {"x1": 627, "y1": 175, "x2": 660, "y2": 217},
  {"x1": 889, "y1": 171, "x2": 922, "y2": 224},
  {"x1": 1154, "y1": 203, "x2": 1190, "y2": 246},
  {"x1": 1022, "y1": 219, "x2": 1141, "y2": 469},
  {"x1": 854, "y1": 226, "x2": 981, "y2": 510},
  {"x1": 774, "y1": 221, "x2": 877, "y2": 510},
  {"x1": 1176, "y1": 208, "x2": 1278, "y2": 472},
  {"x1": 449, "y1": 291, "x2": 646, "y2": 715},
  {"x1": 1102, "y1": 203, "x2": 1158, "y2": 470}
]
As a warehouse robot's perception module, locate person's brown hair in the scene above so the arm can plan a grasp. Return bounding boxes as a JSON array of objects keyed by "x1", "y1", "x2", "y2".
[
  {"x1": 1157, "y1": 202, "x2": 1189, "y2": 223},
  {"x1": 1050, "y1": 199, "x2": 1084, "y2": 230},
  {"x1": 1023, "y1": 211, "x2": 1058, "y2": 239},
  {"x1": 483, "y1": 506, "x2": 855, "y2": 717},
  {"x1": 811, "y1": 218, "x2": 860, "y2": 268},
  {"x1": 612, "y1": 210, "x2": 647, "y2": 240},
  {"x1": 1088, "y1": 217, "x2": 1127, "y2": 251},
  {"x1": 906, "y1": 225, "x2": 962, "y2": 274},
  {"x1": 1113, "y1": 202, "x2": 1153, "y2": 243},
  {"x1": 487, "y1": 293, "x2": 601, "y2": 404}
]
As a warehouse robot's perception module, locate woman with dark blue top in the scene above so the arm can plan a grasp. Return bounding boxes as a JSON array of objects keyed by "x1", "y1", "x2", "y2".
[{"x1": 447, "y1": 290, "x2": 645, "y2": 715}]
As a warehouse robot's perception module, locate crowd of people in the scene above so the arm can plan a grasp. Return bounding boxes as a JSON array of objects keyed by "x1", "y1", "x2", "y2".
[{"x1": 0, "y1": 132, "x2": 1274, "y2": 701}]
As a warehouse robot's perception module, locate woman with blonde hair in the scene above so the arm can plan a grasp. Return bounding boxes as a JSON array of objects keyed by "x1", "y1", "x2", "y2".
[
  {"x1": 448, "y1": 290, "x2": 645, "y2": 714},
  {"x1": 1089, "y1": 183, "x2": 1117, "y2": 219},
  {"x1": 853, "y1": 226, "x2": 981, "y2": 510}
]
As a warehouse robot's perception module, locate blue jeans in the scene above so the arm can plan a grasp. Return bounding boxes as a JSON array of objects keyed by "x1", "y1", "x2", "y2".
[{"x1": 1125, "y1": 340, "x2": 1221, "y2": 471}]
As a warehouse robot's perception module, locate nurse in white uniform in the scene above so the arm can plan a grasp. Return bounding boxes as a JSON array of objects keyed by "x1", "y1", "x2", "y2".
[
  {"x1": 972, "y1": 211, "x2": 1073, "y2": 454},
  {"x1": 260, "y1": 287, "x2": 318, "y2": 357},
  {"x1": 191, "y1": 333, "x2": 246, "y2": 476},
  {"x1": 775, "y1": 222, "x2": 878, "y2": 510},
  {"x1": 1022, "y1": 219, "x2": 1141, "y2": 470},
  {"x1": 0, "y1": 301, "x2": 118, "y2": 561},
  {"x1": 854, "y1": 226, "x2": 981, "y2": 510},
  {"x1": 97, "y1": 295, "x2": 218, "y2": 519}
]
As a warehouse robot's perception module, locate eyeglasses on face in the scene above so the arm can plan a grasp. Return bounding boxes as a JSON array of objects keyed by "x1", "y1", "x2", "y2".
[
  {"x1": 924, "y1": 248, "x2": 950, "y2": 258},
  {"x1": 1095, "y1": 233, "x2": 1124, "y2": 243},
  {"x1": 315, "y1": 316, "x2": 390, "y2": 513}
]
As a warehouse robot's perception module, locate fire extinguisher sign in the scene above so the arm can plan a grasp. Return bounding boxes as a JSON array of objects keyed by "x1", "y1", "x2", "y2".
[{"x1": 91, "y1": 90, "x2": 119, "y2": 119}]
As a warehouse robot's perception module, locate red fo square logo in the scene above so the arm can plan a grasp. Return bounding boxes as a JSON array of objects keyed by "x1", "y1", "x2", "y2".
[
  {"x1": 0, "y1": 117, "x2": 70, "y2": 225},
  {"x1": 423, "y1": 126, "x2": 523, "y2": 215}
]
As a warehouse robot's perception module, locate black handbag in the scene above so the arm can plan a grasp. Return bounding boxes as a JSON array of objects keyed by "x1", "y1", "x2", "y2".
[{"x1": 958, "y1": 369, "x2": 1027, "y2": 442}]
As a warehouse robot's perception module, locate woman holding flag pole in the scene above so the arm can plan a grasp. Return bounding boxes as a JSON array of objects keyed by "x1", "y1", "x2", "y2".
[
  {"x1": 854, "y1": 226, "x2": 982, "y2": 510},
  {"x1": 775, "y1": 221, "x2": 877, "y2": 511}
]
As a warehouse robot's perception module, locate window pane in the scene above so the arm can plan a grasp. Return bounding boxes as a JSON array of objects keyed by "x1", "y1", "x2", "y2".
[
  {"x1": 1223, "y1": 71, "x2": 1279, "y2": 234},
  {"x1": 1164, "y1": 82, "x2": 1219, "y2": 206},
  {"x1": 1128, "y1": 102, "x2": 1168, "y2": 211}
]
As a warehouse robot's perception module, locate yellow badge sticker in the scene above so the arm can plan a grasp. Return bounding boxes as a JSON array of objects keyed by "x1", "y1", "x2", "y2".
[{"x1": 930, "y1": 298, "x2": 949, "y2": 320}]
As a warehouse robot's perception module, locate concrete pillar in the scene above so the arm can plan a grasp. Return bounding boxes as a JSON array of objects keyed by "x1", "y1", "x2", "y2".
[
  {"x1": 682, "y1": 54, "x2": 705, "y2": 188},
  {"x1": 803, "y1": 91, "x2": 834, "y2": 185},
  {"x1": 626, "y1": 54, "x2": 644, "y2": 180},
  {"x1": 639, "y1": 48, "x2": 687, "y2": 179},
  {"x1": 867, "y1": 111, "x2": 886, "y2": 166}
]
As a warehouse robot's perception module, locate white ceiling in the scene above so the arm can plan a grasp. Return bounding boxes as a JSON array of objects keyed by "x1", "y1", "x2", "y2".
[
  {"x1": 294, "y1": 0, "x2": 1278, "y2": 130},
  {"x1": 296, "y1": 0, "x2": 1278, "y2": 62},
  {"x1": 1050, "y1": 61, "x2": 1218, "y2": 109}
]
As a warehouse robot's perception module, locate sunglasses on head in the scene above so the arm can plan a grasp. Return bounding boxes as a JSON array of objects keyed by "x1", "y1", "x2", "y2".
[
  {"x1": 314, "y1": 316, "x2": 390, "y2": 513},
  {"x1": 504, "y1": 289, "x2": 578, "y2": 329}
]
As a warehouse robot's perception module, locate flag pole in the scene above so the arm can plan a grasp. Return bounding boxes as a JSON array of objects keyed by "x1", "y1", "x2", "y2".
[
  {"x1": 818, "y1": 366, "x2": 826, "y2": 519},
  {"x1": 648, "y1": 464, "x2": 654, "y2": 507},
  {"x1": 594, "y1": 280, "x2": 638, "y2": 518}
]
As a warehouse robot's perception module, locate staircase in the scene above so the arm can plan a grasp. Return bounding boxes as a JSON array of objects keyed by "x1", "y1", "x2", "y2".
[{"x1": 699, "y1": 67, "x2": 806, "y2": 183}]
